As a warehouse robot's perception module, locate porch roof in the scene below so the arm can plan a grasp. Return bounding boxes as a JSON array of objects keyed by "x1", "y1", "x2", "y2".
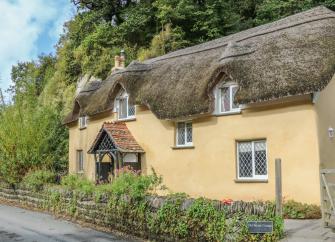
[{"x1": 88, "y1": 122, "x2": 144, "y2": 154}]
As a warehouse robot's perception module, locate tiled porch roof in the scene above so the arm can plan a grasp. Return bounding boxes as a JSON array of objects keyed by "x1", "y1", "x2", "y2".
[{"x1": 88, "y1": 122, "x2": 144, "y2": 153}]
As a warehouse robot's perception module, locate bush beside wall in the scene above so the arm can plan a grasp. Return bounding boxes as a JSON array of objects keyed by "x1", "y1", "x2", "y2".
[
  {"x1": 283, "y1": 200, "x2": 321, "y2": 219},
  {"x1": 0, "y1": 183, "x2": 283, "y2": 242}
]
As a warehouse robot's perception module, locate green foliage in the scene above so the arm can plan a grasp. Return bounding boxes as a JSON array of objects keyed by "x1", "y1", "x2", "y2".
[
  {"x1": 61, "y1": 174, "x2": 95, "y2": 196},
  {"x1": 147, "y1": 195, "x2": 283, "y2": 241},
  {"x1": 22, "y1": 169, "x2": 56, "y2": 191},
  {"x1": 107, "y1": 167, "x2": 163, "y2": 199},
  {"x1": 148, "y1": 193, "x2": 189, "y2": 239},
  {"x1": 283, "y1": 200, "x2": 321, "y2": 219},
  {"x1": 0, "y1": 103, "x2": 67, "y2": 185},
  {"x1": 185, "y1": 198, "x2": 226, "y2": 241},
  {"x1": 0, "y1": 54, "x2": 68, "y2": 185},
  {"x1": 138, "y1": 24, "x2": 189, "y2": 61}
]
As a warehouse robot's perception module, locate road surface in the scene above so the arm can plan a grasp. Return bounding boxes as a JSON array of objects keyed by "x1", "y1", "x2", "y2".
[
  {"x1": 280, "y1": 219, "x2": 335, "y2": 242},
  {"x1": 0, "y1": 204, "x2": 135, "y2": 242}
]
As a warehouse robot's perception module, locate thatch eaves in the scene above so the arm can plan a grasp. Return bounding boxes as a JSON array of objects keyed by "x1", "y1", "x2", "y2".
[{"x1": 64, "y1": 6, "x2": 335, "y2": 124}]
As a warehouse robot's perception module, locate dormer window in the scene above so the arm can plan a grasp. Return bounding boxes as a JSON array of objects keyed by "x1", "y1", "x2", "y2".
[
  {"x1": 79, "y1": 116, "x2": 88, "y2": 129},
  {"x1": 214, "y1": 83, "x2": 240, "y2": 114},
  {"x1": 116, "y1": 90, "x2": 135, "y2": 120}
]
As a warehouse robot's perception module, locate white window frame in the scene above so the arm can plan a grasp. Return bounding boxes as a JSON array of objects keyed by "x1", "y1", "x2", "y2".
[
  {"x1": 176, "y1": 121, "x2": 193, "y2": 147},
  {"x1": 77, "y1": 150, "x2": 84, "y2": 172},
  {"x1": 215, "y1": 84, "x2": 241, "y2": 115},
  {"x1": 79, "y1": 116, "x2": 88, "y2": 129},
  {"x1": 237, "y1": 140, "x2": 268, "y2": 180},
  {"x1": 116, "y1": 91, "x2": 136, "y2": 120}
]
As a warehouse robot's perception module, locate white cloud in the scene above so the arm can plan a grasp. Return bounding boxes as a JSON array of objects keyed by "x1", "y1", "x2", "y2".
[{"x1": 0, "y1": 0, "x2": 73, "y2": 95}]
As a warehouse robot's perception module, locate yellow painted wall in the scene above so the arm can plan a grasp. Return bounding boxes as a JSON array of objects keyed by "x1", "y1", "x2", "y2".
[
  {"x1": 315, "y1": 74, "x2": 335, "y2": 169},
  {"x1": 68, "y1": 102, "x2": 321, "y2": 204},
  {"x1": 68, "y1": 111, "x2": 117, "y2": 181}
]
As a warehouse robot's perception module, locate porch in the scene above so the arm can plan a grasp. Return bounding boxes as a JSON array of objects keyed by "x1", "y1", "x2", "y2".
[{"x1": 88, "y1": 122, "x2": 144, "y2": 183}]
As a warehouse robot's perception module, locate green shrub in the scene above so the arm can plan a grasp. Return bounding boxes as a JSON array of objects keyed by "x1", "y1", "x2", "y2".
[
  {"x1": 61, "y1": 174, "x2": 95, "y2": 196},
  {"x1": 148, "y1": 193, "x2": 189, "y2": 239},
  {"x1": 147, "y1": 195, "x2": 283, "y2": 241},
  {"x1": 22, "y1": 169, "x2": 56, "y2": 191},
  {"x1": 283, "y1": 200, "x2": 321, "y2": 219},
  {"x1": 104, "y1": 167, "x2": 163, "y2": 200},
  {"x1": 185, "y1": 198, "x2": 226, "y2": 241}
]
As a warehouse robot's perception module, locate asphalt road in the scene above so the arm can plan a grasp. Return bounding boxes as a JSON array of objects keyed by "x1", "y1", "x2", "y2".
[{"x1": 0, "y1": 204, "x2": 134, "y2": 242}]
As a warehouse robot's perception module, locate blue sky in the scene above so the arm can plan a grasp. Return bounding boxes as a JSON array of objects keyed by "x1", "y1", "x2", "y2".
[{"x1": 0, "y1": 0, "x2": 75, "y2": 93}]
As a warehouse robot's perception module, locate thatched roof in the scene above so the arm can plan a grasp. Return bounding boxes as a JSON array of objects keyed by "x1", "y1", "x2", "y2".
[{"x1": 64, "y1": 6, "x2": 335, "y2": 124}]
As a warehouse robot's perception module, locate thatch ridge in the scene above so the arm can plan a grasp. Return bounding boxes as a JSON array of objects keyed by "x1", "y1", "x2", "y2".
[{"x1": 64, "y1": 6, "x2": 335, "y2": 124}]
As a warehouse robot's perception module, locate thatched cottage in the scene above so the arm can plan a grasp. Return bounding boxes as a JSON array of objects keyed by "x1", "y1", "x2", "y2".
[{"x1": 64, "y1": 6, "x2": 335, "y2": 205}]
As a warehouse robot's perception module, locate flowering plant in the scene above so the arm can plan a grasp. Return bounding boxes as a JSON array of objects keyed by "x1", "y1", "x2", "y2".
[{"x1": 221, "y1": 198, "x2": 233, "y2": 205}]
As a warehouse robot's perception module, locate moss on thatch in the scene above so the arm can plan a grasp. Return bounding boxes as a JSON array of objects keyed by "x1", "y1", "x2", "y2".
[{"x1": 64, "y1": 6, "x2": 335, "y2": 124}]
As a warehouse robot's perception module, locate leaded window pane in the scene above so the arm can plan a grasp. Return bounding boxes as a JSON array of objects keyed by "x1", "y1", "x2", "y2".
[
  {"x1": 232, "y1": 86, "x2": 239, "y2": 109},
  {"x1": 128, "y1": 104, "x2": 135, "y2": 117},
  {"x1": 238, "y1": 142, "x2": 253, "y2": 178},
  {"x1": 255, "y1": 141, "x2": 267, "y2": 175},
  {"x1": 221, "y1": 87, "x2": 230, "y2": 112},
  {"x1": 186, "y1": 123, "x2": 192, "y2": 143},
  {"x1": 177, "y1": 122, "x2": 186, "y2": 145},
  {"x1": 119, "y1": 98, "x2": 127, "y2": 119}
]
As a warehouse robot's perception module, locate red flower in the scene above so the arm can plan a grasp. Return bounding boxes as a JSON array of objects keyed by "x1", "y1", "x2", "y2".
[{"x1": 222, "y1": 198, "x2": 233, "y2": 205}]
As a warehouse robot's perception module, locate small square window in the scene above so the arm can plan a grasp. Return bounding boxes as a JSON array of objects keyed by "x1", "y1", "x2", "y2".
[
  {"x1": 79, "y1": 116, "x2": 87, "y2": 129},
  {"x1": 237, "y1": 140, "x2": 268, "y2": 180},
  {"x1": 77, "y1": 150, "x2": 84, "y2": 172},
  {"x1": 117, "y1": 95, "x2": 136, "y2": 120},
  {"x1": 176, "y1": 122, "x2": 193, "y2": 147}
]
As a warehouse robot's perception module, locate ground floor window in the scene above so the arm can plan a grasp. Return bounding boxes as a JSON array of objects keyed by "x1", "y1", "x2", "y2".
[
  {"x1": 237, "y1": 140, "x2": 267, "y2": 180},
  {"x1": 176, "y1": 122, "x2": 193, "y2": 147},
  {"x1": 77, "y1": 150, "x2": 84, "y2": 172}
]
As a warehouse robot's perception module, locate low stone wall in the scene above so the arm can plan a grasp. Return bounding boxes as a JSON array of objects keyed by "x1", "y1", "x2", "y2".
[{"x1": 0, "y1": 186, "x2": 281, "y2": 241}]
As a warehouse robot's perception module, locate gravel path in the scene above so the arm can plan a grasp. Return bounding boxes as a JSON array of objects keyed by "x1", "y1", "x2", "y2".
[{"x1": 0, "y1": 204, "x2": 135, "y2": 242}]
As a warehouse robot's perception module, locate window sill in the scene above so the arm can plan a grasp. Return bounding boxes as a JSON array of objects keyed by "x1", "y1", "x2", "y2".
[
  {"x1": 79, "y1": 127, "x2": 87, "y2": 130},
  {"x1": 116, "y1": 117, "x2": 136, "y2": 122},
  {"x1": 171, "y1": 146, "x2": 195, "y2": 150},
  {"x1": 77, "y1": 171, "x2": 84, "y2": 174},
  {"x1": 234, "y1": 179, "x2": 268, "y2": 183},
  {"x1": 214, "y1": 110, "x2": 241, "y2": 117}
]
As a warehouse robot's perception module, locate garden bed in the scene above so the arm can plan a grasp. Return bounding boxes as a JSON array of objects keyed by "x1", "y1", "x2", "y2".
[{"x1": 0, "y1": 183, "x2": 283, "y2": 241}]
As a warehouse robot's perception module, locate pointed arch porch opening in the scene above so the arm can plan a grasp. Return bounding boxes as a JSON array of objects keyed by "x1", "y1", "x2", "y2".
[{"x1": 88, "y1": 122, "x2": 144, "y2": 183}]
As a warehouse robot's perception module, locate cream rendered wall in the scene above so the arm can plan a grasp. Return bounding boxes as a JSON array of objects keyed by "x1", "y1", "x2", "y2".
[
  {"x1": 68, "y1": 111, "x2": 116, "y2": 181},
  {"x1": 68, "y1": 102, "x2": 321, "y2": 204},
  {"x1": 315, "y1": 74, "x2": 335, "y2": 169}
]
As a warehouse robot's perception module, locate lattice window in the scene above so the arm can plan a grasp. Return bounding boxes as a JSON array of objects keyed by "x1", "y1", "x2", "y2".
[
  {"x1": 128, "y1": 104, "x2": 136, "y2": 117},
  {"x1": 97, "y1": 133, "x2": 115, "y2": 151},
  {"x1": 176, "y1": 122, "x2": 193, "y2": 146},
  {"x1": 77, "y1": 150, "x2": 84, "y2": 171},
  {"x1": 255, "y1": 141, "x2": 267, "y2": 175},
  {"x1": 186, "y1": 123, "x2": 192, "y2": 143},
  {"x1": 231, "y1": 86, "x2": 239, "y2": 109},
  {"x1": 218, "y1": 84, "x2": 240, "y2": 113},
  {"x1": 118, "y1": 94, "x2": 136, "y2": 120},
  {"x1": 238, "y1": 142, "x2": 253, "y2": 178},
  {"x1": 237, "y1": 140, "x2": 267, "y2": 180}
]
